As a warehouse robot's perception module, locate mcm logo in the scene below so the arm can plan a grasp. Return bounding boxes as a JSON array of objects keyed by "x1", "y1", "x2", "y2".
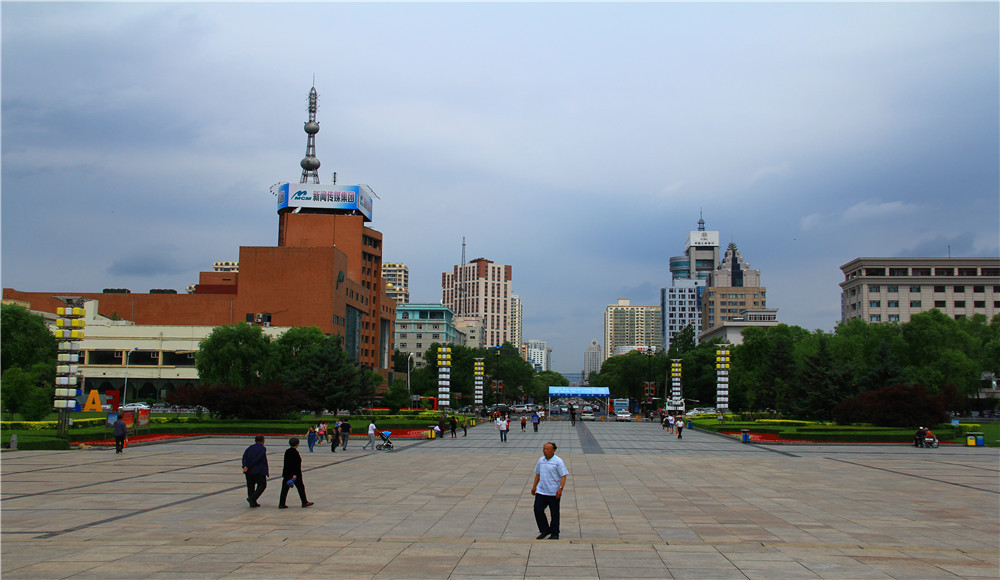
[{"x1": 291, "y1": 190, "x2": 311, "y2": 201}]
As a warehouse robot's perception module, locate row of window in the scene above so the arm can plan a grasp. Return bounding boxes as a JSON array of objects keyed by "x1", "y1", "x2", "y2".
[
  {"x1": 861, "y1": 267, "x2": 999, "y2": 277},
  {"x1": 396, "y1": 333, "x2": 443, "y2": 340},
  {"x1": 867, "y1": 284, "x2": 999, "y2": 293},
  {"x1": 868, "y1": 300, "x2": 999, "y2": 309}
]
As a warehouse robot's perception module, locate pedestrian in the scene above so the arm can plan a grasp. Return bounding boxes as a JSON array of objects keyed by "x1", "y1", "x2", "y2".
[
  {"x1": 113, "y1": 414, "x2": 127, "y2": 454},
  {"x1": 914, "y1": 426, "x2": 927, "y2": 448},
  {"x1": 569, "y1": 406, "x2": 576, "y2": 426},
  {"x1": 497, "y1": 416, "x2": 508, "y2": 442},
  {"x1": 242, "y1": 435, "x2": 268, "y2": 507},
  {"x1": 362, "y1": 419, "x2": 379, "y2": 452},
  {"x1": 450, "y1": 416, "x2": 458, "y2": 438},
  {"x1": 330, "y1": 421, "x2": 340, "y2": 452},
  {"x1": 532, "y1": 411, "x2": 540, "y2": 432},
  {"x1": 317, "y1": 422, "x2": 327, "y2": 444},
  {"x1": 521, "y1": 415, "x2": 527, "y2": 431},
  {"x1": 340, "y1": 418, "x2": 351, "y2": 450},
  {"x1": 278, "y1": 437, "x2": 314, "y2": 509},
  {"x1": 667, "y1": 415, "x2": 675, "y2": 434},
  {"x1": 531, "y1": 442, "x2": 568, "y2": 540},
  {"x1": 462, "y1": 417, "x2": 468, "y2": 437},
  {"x1": 438, "y1": 416, "x2": 447, "y2": 439},
  {"x1": 306, "y1": 425, "x2": 317, "y2": 452},
  {"x1": 676, "y1": 418, "x2": 684, "y2": 439}
]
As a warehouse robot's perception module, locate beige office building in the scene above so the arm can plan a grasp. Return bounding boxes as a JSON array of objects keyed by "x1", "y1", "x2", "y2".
[
  {"x1": 382, "y1": 262, "x2": 410, "y2": 305},
  {"x1": 442, "y1": 257, "x2": 512, "y2": 348},
  {"x1": 603, "y1": 298, "x2": 663, "y2": 360},
  {"x1": 702, "y1": 242, "x2": 767, "y2": 332},
  {"x1": 840, "y1": 257, "x2": 1000, "y2": 323}
]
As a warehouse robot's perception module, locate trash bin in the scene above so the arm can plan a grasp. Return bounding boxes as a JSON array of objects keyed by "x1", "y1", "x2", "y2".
[
  {"x1": 687, "y1": 421, "x2": 693, "y2": 429},
  {"x1": 967, "y1": 432, "x2": 985, "y2": 446},
  {"x1": 740, "y1": 429, "x2": 750, "y2": 443}
]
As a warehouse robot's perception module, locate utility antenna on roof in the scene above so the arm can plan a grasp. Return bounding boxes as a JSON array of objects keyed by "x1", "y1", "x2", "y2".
[{"x1": 461, "y1": 236, "x2": 467, "y2": 266}]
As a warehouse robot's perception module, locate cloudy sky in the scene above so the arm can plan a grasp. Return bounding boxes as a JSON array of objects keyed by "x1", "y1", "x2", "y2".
[{"x1": 3, "y1": 2, "x2": 997, "y2": 375}]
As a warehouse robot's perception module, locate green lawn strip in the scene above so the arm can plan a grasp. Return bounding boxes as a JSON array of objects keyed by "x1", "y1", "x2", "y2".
[{"x1": 691, "y1": 418, "x2": 997, "y2": 446}]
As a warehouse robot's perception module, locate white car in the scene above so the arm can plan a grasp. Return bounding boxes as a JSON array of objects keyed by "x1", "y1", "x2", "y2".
[
  {"x1": 581, "y1": 411, "x2": 595, "y2": 421},
  {"x1": 119, "y1": 403, "x2": 150, "y2": 411},
  {"x1": 615, "y1": 410, "x2": 632, "y2": 422}
]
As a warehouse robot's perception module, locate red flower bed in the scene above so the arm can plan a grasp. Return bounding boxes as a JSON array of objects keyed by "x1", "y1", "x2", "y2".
[{"x1": 77, "y1": 429, "x2": 433, "y2": 447}]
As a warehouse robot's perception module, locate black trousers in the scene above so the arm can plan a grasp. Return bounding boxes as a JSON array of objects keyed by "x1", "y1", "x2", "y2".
[
  {"x1": 533, "y1": 493, "x2": 560, "y2": 536},
  {"x1": 279, "y1": 476, "x2": 308, "y2": 506},
  {"x1": 115, "y1": 436, "x2": 126, "y2": 453},
  {"x1": 245, "y1": 473, "x2": 267, "y2": 504}
]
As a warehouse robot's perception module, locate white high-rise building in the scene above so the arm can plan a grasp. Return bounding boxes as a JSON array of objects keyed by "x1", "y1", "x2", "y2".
[
  {"x1": 583, "y1": 340, "x2": 603, "y2": 383},
  {"x1": 442, "y1": 257, "x2": 512, "y2": 348},
  {"x1": 524, "y1": 339, "x2": 550, "y2": 372},
  {"x1": 661, "y1": 216, "x2": 720, "y2": 351},
  {"x1": 509, "y1": 294, "x2": 523, "y2": 348},
  {"x1": 604, "y1": 298, "x2": 662, "y2": 360}
]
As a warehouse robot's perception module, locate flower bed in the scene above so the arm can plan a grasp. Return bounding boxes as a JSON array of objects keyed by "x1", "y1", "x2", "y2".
[{"x1": 75, "y1": 428, "x2": 435, "y2": 447}]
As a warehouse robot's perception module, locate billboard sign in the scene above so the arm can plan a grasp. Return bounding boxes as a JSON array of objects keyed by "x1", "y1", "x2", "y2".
[
  {"x1": 275, "y1": 182, "x2": 374, "y2": 221},
  {"x1": 685, "y1": 230, "x2": 719, "y2": 248}
]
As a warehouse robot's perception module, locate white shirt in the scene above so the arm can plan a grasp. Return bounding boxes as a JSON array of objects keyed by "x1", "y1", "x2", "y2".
[
  {"x1": 368, "y1": 422, "x2": 377, "y2": 435},
  {"x1": 534, "y1": 454, "x2": 569, "y2": 496}
]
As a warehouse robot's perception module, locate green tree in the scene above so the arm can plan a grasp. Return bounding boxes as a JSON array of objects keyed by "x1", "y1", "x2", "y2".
[
  {"x1": 667, "y1": 324, "x2": 697, "y2": 358},
  {"x1": 1, "y1": 304, "x2": 57, "y2": 374},
  {"x1": 196, "y1": 324, "x2": 274, "y2": 387},
  {"x1": 1, "y1": 364, "x2": 53, "y2": 420},
  {"x1": 280, "y1": 335, "x2": 378, "y2": 413},
  {"x1": 271, "y1": 326, "x2": 326, "y2": 371},
  {"x1": 383, "y1": 379, "x2": 411, "y2": 413}
]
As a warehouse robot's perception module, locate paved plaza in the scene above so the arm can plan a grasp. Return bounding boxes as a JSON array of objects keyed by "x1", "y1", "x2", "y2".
[{"x1": 2, "y1": 420, "x2": 998, "y2": 579}]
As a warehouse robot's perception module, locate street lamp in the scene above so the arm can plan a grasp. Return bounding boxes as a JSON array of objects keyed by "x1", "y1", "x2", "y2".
[
  {"x1": 122, "y1": 347, "x2": 138, "y2": 407},
  {"x1": 406, "y1": 352, "x2": 416, "y2": 398}
]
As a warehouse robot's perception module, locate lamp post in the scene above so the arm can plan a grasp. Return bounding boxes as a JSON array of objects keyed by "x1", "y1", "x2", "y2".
[
  {"x1": 406, "y1": 352, "x2": 416, "y2": 398},
  {"x1": 493, "y1": 345, "x2": 502, "y2": 404},
  {"x1": 122, "y1": 347, "x2": 138, "y2": 407}
]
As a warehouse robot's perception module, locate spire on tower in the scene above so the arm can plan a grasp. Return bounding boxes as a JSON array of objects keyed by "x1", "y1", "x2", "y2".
[
  {"x1": 698, "y1": 209, "x2": 705, "y2": 231},
  {"x1": 300, "y1": 85, "x2": 321, "y2": 184}
]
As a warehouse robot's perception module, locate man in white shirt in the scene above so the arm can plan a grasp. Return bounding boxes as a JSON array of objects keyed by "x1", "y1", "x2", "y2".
[
  {"x1": 362, "y1": 420, "x2": 379, "y2": 452},
  {"x1": 531, "y1": 442, "x2": 568, "y2": 540},
  {"x1": 497, "y1": 416, "x2": 508, "y2": 442}
]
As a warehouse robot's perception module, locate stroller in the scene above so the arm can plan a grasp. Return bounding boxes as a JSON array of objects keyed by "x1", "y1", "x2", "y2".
[
  {"x1": 375, "y1": 430, "x2": 394, "y2": 451},
  {"x1": 920, "y1": 432, "x2": 939, "y2": 448}
]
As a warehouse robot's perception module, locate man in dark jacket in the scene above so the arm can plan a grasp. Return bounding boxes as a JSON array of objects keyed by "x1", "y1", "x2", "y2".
[
  {"x1": 279, "y1": 437, "x2": 314, "y2": 509},
  {"x1": 241, "y1": 435, "x2": 269, "y2": 507},
  {"x1": 113, "y1": 415, "x2": 128, "y2": 453}
]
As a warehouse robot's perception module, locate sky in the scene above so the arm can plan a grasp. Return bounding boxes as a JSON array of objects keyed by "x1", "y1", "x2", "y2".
[{"x1": 2, "y1": 2, "x2": 998, "y2": 375}]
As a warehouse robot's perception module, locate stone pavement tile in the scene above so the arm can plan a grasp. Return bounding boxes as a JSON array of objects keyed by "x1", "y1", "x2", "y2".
[
  {"x1": 375, "y1": 563, "x2": 460, "y2": 579},
  {"x1": 68, "y1": 561, "x2": 175, "y2": 578},
  {"x1": 667, "y1": 569, "x2": 747, "y2": 580},
  {"x1": 3, "y1": 559, "x2": 103, "y2": 579},
  {"x1": 596, "y1": 565, "x2": 670, "y2": 578},
  {"x1": 221, "y1": 562, "x2": 315, "y2": 578},
  {"x1": 250, "y1": 544, "x2": 342, "y2": 564},
  {"x1": 739, "y1": 562, "x2": 822, "y2": 579},
  {"x1": 656, "y1": 550, "x2": 734, "y2": 568},
  {"x1": 935, "y1": 562, "x2": 1000, "y2": 578},
  {"x1": 524, "y1": 565, "x2": 599, "y2": 578}
]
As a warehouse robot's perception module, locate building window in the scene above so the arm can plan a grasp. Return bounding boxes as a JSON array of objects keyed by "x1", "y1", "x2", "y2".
[
  {"x1": 909, "y1": 286, "x2": 921, "y2": 292},
  {"x1": 935, "y1": 268, "x2": 954, "y2": 276},
  {"x1": 869, "y1": 314, "x2": 882, "y2": 322},
  {"x1": 934, "y1": 285, "x2": 946, "y2": 292},
  {"x1": 954, "y1": 286, "x2": 965, "y2": 293},
  {"x1": 935, "y1": 300, "x2": 946, "y2": 307},
  {"x1": 889, "y1": 268, "x2": 908, "y2": 276},
  {"x1": 888, "y1": 301, "x2": 899, "y2": 308},
  {"x1": 888, "y1": 286, "x2": 898, "y2": 293},
  {"x1": 912, "y1": 268, "x2": 931, "y2": 276},
  {"x1": 910, "y1": 300, "x2": 922, "y2": 308},
  {"x1": 869, "y1": 285, "x2": 881, "y2": 292},
  {"x1": 888, "y1": 314, "x2": 900, "y2": 322},
  {"x1": 974, "y1": 301, "x2": 985, "y2": 308},
  {"x1": 869, "y1": 300, "x2": 881, "y2": 308},
  {"x1": 954, "y1": 301, "x2": 965, "y2": 308},
  {"x1": 973, "y1": 286, "x2": 985, "y2": 293}
]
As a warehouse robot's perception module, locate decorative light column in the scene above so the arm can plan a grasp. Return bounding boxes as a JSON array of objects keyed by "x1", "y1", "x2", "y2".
[
  {"x1": 715, "y1": 345, "x2": 731, "y2": 413},
  {"x1": 53, "y1": 305, "x2": 86, "y2": 436},
  {"x1": 670, "y1": 359, "x2": 683, "y2": 411},
  {"x1": 473, "y1": 358, "x2": 484, "y2": 406},
  {"x1": 437, "y1": 346, "x2": 451, "y2": 410}
]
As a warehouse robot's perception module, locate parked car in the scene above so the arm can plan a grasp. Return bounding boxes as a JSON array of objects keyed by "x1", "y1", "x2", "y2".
[
  {"x1": 581, "y1": 411, "x2": 596, "y2": 421},
  {"x1": 615, "y1": 410, "x2": 632, "y2": 422},
  {"x1": 512, "y1": 405, "x2": 530, "y2": 413},
  {"x1": 119, "y1": 403, "x2": 150, "y2": 411}
]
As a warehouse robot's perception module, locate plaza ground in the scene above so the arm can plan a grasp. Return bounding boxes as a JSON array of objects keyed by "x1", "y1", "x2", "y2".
[{"x1": 1, "y1": 420, "x2": 997, "y2": 579}]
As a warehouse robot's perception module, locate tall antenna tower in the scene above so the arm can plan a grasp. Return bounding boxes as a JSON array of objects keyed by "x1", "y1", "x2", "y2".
[
  {"x1": 300, "y1": 85, "x2": 321, "y2": 184},
  {"x1": 457, "y1": 237, "x2": 467, "y2": 316}
]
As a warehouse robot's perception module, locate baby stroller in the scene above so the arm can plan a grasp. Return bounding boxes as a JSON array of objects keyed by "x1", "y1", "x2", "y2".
[
  {"x1": 920, "y1": 433, "x2": 939, "y2": 448},
  {"x1": 375, "y1": 430, "x2": 393, "y2": 451}
]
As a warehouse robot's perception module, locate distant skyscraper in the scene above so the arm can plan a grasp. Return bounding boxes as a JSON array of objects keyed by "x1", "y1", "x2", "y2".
[
  {"x1": 662, "y1": 216, "x2": 720, "y2": 351},
  {"x1": 509, "y1": 294, "x2": 523, "y2": 348},
  {"x1": 442, "y1": 257, "x2": 512, "y2": 347},
  {"x1": 524, "y1": 339, "x2": 550, "y2": 372},
  {"x1": 583, "y1": 341, "x2": 603, "y2": 383},
  {"x1": 382, "y1": 263, "x2": 409, "y2": 305},
  {"x1": 700, "y1": 242, "x2": 766, "y2": 334},
  {"x1": 604, "y1": 298, "x2": 662, "y2": 360}
]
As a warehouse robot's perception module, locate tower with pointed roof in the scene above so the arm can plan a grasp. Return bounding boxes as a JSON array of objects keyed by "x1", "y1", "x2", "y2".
[
  {"x1": 700, "y1": 242, "x2": 766, "y2": 333},
  {"x1": 661, "y1": 216, "x2": 721, "y2": 351}
]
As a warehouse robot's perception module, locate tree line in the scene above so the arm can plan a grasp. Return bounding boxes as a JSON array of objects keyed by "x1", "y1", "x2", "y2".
[{"x1": 588, "y1": 310, "x2": 999, "y2": 426}]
